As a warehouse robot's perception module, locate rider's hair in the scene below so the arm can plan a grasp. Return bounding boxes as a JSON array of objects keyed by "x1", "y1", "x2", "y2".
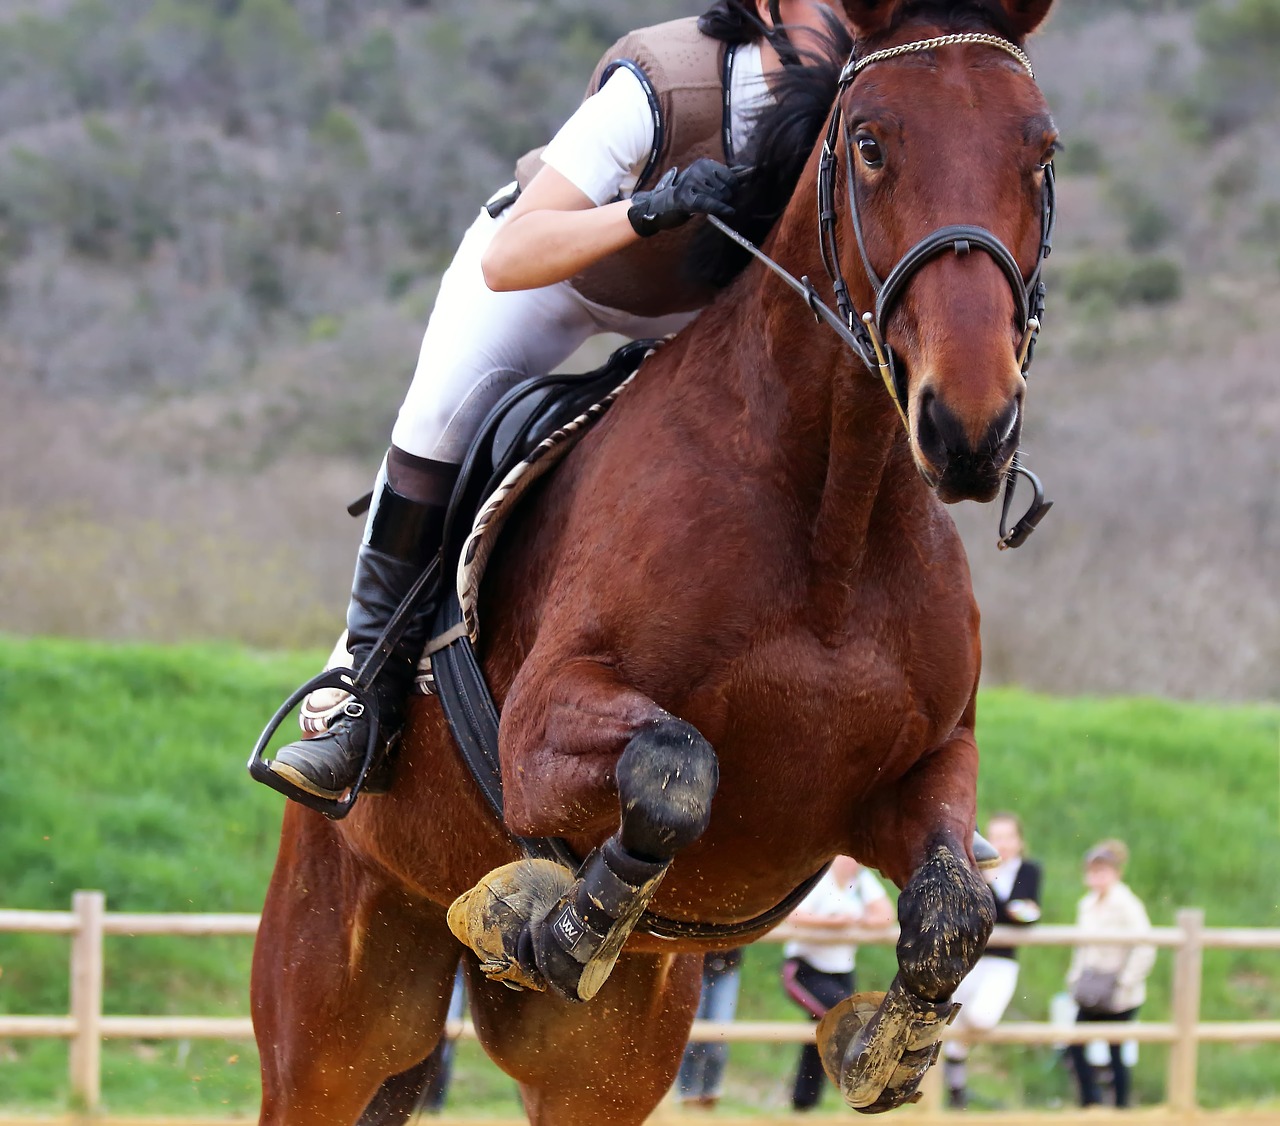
[{"x1": 698, "y1": 0, "x2": 768, "y2": 44}]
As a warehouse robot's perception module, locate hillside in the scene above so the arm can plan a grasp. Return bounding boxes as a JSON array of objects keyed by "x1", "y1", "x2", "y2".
[
  {"x1": 0, "y1": 637, "x2": 1276, "y2": 1113},
  {"x1": 0, "y1": 0, "x2": 1277, "y2": 700}
]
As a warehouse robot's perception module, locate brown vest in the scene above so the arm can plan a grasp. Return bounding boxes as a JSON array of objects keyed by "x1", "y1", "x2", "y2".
[{"x1": 514, "y1": 18, "x2": 731, "y2": 319}]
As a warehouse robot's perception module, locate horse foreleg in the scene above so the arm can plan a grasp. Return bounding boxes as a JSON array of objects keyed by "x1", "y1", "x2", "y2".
[
  {"x1": 449, "y1": 660, "x2": 719, "y2": 1002},
  {"x1": 253, "y1": 808, "x2": 459, "y2": 1125},
  {"x1": 820, "y1": 705, "x2": 996, "y2": 1114}
]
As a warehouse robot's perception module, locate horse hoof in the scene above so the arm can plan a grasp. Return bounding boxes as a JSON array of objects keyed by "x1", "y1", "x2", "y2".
[
  {"x1": 447, "y1": 859, "x2": 575, "y2": 992},
  {"x1": 817, "y1": 979, "x2": 957, "y2": 1113}
]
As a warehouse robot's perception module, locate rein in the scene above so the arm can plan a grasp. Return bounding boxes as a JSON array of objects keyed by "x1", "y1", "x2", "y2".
[{"x1": 711, "y1": 30, "x2": 1057, "y2": 549}]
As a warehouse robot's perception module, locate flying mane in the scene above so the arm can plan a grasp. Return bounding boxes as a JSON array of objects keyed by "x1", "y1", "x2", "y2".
[{"x1": 686, "y1": 10, "x2": 851, "y2": 290}]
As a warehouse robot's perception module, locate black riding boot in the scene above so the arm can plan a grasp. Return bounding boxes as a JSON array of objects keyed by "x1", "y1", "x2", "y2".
[{"x1": 269, "y1": 463, "x2": 451, "y2": 801}]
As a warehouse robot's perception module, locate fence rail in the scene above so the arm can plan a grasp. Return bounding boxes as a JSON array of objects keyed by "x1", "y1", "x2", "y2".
[{"x1": 1, "y1": 895, "x2": 1278, "y2": 1118}]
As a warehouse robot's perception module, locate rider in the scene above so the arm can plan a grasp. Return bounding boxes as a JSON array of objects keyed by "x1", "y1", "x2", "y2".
[{"x1": 266, "y1": 1, "x2": 841, "y2": 803}]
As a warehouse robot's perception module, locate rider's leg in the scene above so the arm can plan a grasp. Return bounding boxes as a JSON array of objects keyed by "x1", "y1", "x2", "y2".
[
  {"x1": 267, "y1": 205, "x2": 697, "y2": 806},
  {"x1": 269, "y1": 450, "x2": 457, "y2": 800},
  {"x1": 268, "y1": 210, "x2": 599, "y2": 805}
]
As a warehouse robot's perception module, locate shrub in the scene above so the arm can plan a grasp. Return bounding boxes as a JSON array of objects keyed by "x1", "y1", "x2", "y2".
[
  {"x1": 1057, "y1": 137, "x2": 1104, "y2": 177},
  {"x1": 1108, "y1": 181, "x2": 1176, "y2": 252},
  {"x1": 1124, "y1": 256, "x2": 1183, "y2": 304},
  {"x1": 1256, "y1": 200, "x2": 1280, "y2": 244},
  {"x1": 1192, "y1": 0, "x2": 1280, "y2": 133},
  {"x1": 1062, "y1": 253, "x2": 1183, "y2": 307},
  {"x1": 311, "y1": 106, "x2": 367, "y2": 168},
  {"x1": 1062, "y1": 254, "x2": 1133, "y2": 305},
  {"x1": 341, "y1": 27, "x2": 412, "y2": 130}
]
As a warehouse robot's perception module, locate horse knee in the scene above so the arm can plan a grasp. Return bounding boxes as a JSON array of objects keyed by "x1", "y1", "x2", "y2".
[
  {"x1": 896, "y1": 842, "x2": 995, "y2": 1002},
  {"x1": 616, "y1": 719, "x2": 718, "y2": 863}
]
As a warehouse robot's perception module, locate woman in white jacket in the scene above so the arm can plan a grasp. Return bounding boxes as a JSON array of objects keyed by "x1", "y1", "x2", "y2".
[{"x1": 1065, "y1": 840, "x2": 1156, "y2": 1108}]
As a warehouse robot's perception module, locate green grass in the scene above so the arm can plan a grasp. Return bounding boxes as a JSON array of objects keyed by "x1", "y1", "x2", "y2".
[{"x1": 0, "y1": 637, "x2": 1277, "y2": 1114}]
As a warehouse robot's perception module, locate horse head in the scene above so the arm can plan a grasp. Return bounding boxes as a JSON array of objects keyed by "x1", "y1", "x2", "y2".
[{"x1": 837, "y1": 0, "x2": 1057, "y2": 503}]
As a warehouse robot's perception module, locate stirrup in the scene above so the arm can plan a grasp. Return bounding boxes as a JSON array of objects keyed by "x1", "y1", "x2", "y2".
[
  {"x1": 248, "y1": 556, "x2": 441, "y2": 819},
  {"x1": 248, "y1": 667, "x2": 384, "y2": 820}
]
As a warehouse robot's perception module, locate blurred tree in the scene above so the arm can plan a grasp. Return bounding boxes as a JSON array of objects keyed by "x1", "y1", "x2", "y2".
[
  {"x1": 1193, "y1": 0, "x2": 1280, "y2": 132},
  {"x1": 222, "y1": 0, "x2": 318, "y2": 125}
]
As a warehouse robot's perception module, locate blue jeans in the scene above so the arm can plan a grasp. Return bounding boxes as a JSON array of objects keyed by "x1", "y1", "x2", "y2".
[
  {"x1": 422, "y1": 965, "x2": 467, "y2": 1112},
  {"x1": 677, "y1": 959, "x2": 742, "y2": 1100}
]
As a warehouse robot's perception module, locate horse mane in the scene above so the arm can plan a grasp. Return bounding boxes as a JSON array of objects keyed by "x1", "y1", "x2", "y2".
[{"x1": 684, "y1": 10, "x2": 852, "y2": 291}]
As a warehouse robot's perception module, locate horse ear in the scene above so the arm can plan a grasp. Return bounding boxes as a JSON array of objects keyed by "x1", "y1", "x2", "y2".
[
  {"x1": 997, "y1": 0, "x2": 1054, "y2": 39},
  {"x1": 838, "y1": 0, "x2": 902, "y2": 38}
]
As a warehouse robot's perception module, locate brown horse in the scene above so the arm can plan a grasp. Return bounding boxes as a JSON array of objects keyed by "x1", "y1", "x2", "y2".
[{"x1": 251, "y1": 0, "x2": 1059, "y2": 1121}]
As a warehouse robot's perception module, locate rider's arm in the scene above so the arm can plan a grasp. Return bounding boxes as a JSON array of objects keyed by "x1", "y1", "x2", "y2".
[
  {"x1": 480, "y1": 169, "x2": 640, "y2": 292},
  {"x1": 481, "y1": 66, "x2": 652, "y2": 292}
]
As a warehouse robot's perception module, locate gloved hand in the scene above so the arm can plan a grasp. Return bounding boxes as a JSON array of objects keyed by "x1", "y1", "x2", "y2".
[{"x1": 627, "y1": 158, "x2": 737, "y2": 238}]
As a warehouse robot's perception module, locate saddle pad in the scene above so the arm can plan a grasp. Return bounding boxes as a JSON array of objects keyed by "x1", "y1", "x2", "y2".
[
  {"x1": 451, "y1": 362, "x2": 644, "y2": 654},
  {"x1": 298, "y1": 357, "x2": 648, "y2": 729}
]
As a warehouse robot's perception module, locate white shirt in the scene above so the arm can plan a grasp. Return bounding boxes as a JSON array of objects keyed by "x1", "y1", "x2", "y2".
[
  {"x1": 783, "y1": 867, "x2": 890, "y2": 974},
  {"x1": 541, "y1": 41, "x2": 773, "y2": 206},
  {"x1": 989, "y1": 857, "x2": 1021, "y2": 902}
]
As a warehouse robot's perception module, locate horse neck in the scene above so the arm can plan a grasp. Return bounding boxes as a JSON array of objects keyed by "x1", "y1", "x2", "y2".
[{"x1": 724, "y1": 161, "x2": 908, "y2": 582}]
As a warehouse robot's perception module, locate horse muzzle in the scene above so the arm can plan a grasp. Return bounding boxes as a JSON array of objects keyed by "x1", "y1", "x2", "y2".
[{"x1": 913, "y1": 390, "x2": 1022, "y2": 505}]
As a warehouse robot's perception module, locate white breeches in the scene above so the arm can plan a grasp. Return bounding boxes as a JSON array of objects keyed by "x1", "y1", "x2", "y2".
[
  {"x1": 391, "y1": 202, "x2": 699, "y2": 464},
  {"x1": 943, "y1": 955, "x2": 1021, "y2": 1062}
]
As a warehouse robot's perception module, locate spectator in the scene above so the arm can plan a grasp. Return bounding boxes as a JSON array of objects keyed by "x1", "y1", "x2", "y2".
[
  {"x1": 781, "y1": 856, "x2": 893, "y2": 1112},
  {"x1": 1065, "y1": 840, "x2": 1156, "y2": 1109},
  {"x1": 677, "y1": 948, "x2": 744, "y2": 1110},
  {"x1": 944, "y1": 812, "x2": 1042, "y2": 1109}
]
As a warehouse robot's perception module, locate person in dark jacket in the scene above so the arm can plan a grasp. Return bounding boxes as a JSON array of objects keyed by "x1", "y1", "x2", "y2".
[{"x1": 943, "y1": 812, "x2": 1043, "y2": 1109}]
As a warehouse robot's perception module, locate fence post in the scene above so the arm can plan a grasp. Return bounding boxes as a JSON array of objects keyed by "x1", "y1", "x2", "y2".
[
  {"x1": 1167, "y1": 907, "x2": 1204, "y2": 1115},
  {"x1": 69, "y1": 890, "x2": 106, "y2": 1113}
]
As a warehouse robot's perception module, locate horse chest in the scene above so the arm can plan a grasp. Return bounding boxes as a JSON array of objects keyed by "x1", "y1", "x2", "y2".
[{"x1": 712, "y1": 604, "x2": 977, "y2": 775}]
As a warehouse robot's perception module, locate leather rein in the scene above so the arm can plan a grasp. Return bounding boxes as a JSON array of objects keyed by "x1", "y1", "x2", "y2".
[{"x1": 709, "y1": 31, "x2": 1057, "y2": 549}]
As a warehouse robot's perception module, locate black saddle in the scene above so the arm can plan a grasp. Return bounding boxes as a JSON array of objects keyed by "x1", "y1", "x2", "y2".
[{"x1": 436, "y1": 338, "x2": 658, "y2": 590}]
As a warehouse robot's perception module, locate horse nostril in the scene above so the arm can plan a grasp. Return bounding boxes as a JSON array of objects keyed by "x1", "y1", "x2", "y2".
[
  {"x1": 916, "y1": 391, "x2": 966, "y2": 465},
  {"x1": 987, "y1": 398, "x2": 1021, "y2": 454}
]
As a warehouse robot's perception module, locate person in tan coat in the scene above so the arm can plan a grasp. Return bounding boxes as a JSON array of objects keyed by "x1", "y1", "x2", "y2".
[{"x1": 1065, "y1": 840, "x2": 1156, "y2": 1108}]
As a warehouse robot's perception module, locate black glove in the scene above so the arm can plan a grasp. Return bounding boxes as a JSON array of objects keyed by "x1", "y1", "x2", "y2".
[{"x1": 627, "y1": 158, "x2": 737, "y2": 238}]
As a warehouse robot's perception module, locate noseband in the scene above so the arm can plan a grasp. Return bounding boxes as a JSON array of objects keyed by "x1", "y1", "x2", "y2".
[{"x1": 708, "y1": 31, "x2": 1057, "y2": 548}]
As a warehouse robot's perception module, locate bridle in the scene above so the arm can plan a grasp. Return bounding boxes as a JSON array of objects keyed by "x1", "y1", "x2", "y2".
[{"x1": 709, "y1": 31, "x2": 1057, "y2": 548}]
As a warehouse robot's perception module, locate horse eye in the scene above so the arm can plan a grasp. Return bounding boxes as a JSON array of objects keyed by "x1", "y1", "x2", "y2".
[{"x1": 856, "y1": 135, "x2": 884, "y2": 169}]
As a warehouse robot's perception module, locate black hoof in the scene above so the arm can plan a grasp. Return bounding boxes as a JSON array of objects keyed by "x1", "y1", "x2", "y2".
[
  {"x1": 897, "y1": 842, "x2": 995, "y2": 1002},
  {"x1": 616, "y1": 718, "x2": 718, "y2": 863}
]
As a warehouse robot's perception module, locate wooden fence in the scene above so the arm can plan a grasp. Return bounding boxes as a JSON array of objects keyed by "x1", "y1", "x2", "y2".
[{"x1": 2, "y1": 894, "x2": 1279, "y2": 1119}]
